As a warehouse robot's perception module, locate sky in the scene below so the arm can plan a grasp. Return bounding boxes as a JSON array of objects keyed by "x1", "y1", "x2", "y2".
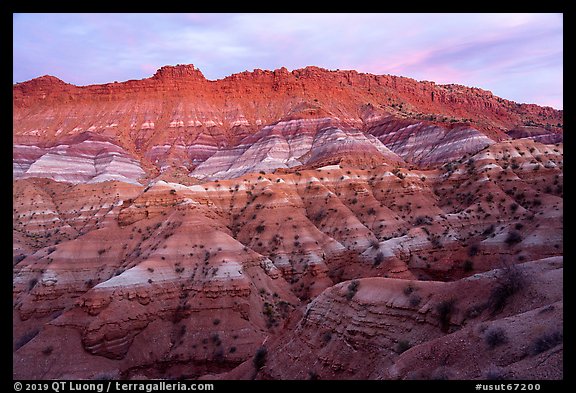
[{"x1": 13, "y1": 13, "x2": 563, "y2": 109}]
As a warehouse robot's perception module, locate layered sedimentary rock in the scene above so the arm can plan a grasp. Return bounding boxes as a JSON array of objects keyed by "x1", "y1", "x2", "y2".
[
  {"x1": 13, "y1": 64, "x2": 563, "y2": 380},
  {"x1": 367, "y1": 117, "x2": 496, "y2": 167},
  {"x1": 13, "y1": 64, "x2": 562, "y2": 181},
  {"x1": 506, "y1": 126, "x2": 563, "y2": 144},
  {"x1": 13, "y1": 136, "x2": 562, "y2": 379},
  {"x1": 191, "y1": 118, "x2": 405, "y2": 180},
  {"x1": 14, "y1": 132, "x2": 145, "y2": 185},
  {"x1": 219, "y1": 257, "x2": 562, "y2": 380}
]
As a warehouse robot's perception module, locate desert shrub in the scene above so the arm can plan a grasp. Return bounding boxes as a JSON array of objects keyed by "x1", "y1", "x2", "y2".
[
  {"x1": 392, "y1": 168, "x2": 406, "y2": 179},
  {"x1": 468, "y1": 244, "x2": 480, "y2": 257},
  {"x1": 367, "y1": 207, "x2": 377, "y2": 216},
  {"x1": 321, "y1": 331, "x2": 332, "y2": 344},
  {"x1": 482, "y1": 224, "x2": 495, "y2": 236},
  {"x1": 396, "y1": 340, "x2": 412, "y2": 354},
  {"x1": 345, "y1": 280, "x2": 360, "y2": 300},
  {"x1": 255, "y1": 224, "x2": 265, "y2": 233},
  {"x1": 211, "y1": 333, "x2": 221, "y2": 346},
  {"x1": 373, "y1": 252, "x2": 384, "y2": 267},
  {"x1": 415, "y1": 215, "x2": 433, "y2": 226},
  {"x1": 253, "y1": 346, "x2": 267, "y2": 369},
  {"x1": 529, "y1": 331, "x2": 563, "y2": 356},
  {"x1": 42, "y1": 346, "x2": 54, "y2": 355},
  {"x1": 403, "y1": 284, "x2": 415, "y2": 296},
  {"x1": 430, "y1": 235, "x2": 442, "y2": 249},
  {"x1": 307, "y1": 370, "x2": 319, "y2": 380},
  {"x1": 409, "y1": 294, "x2": 422, "y2": 307},
  {"x1": 436, "y1": 299, "x2": 456, "y2": 332},
  {"x1": 505, "y1": 231, "x2": 522, "y2": 246},
  {"x1": 484, "y1": 327, "x2": 508, "y2": 349},
  {"x1": 487, "y1": 266, "x2": 525, "y2": 315}
]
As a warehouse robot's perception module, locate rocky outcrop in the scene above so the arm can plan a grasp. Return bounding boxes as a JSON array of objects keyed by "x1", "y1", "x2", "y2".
[
  {"x1": 12, "y1": 64, "x2": 563, "y2": 380},
  {"x1": 232, "y1": 257, "x2": 562, "y2": 380},
  {"x1": 190, "y1": 118, "x2": 405, "y2": 180},
  {"x1": 13, "y1": 136, "x2": 562, "y2": 379},
  {"x1": 14, "y1": 132, "x2": 145, "y2": 185},
  {"x1": 13, "y1": 64, "x2": 562, "y2": 180},
  {"x1": 506, "y1": 126, "x2": 563, "y2": 144},
  {"x1": 367, "y1": 117, "x2": 496, "y2": 167}
]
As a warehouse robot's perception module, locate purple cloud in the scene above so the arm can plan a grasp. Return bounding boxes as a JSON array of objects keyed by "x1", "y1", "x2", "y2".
[{"x1": 13, "y1": 13, "x2": 562, "y2": 108}]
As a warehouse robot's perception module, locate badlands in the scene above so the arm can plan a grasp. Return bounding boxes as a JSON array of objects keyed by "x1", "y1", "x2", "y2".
[{"x1": 13, "y1": 65, "x2": 562, "y2": 380}]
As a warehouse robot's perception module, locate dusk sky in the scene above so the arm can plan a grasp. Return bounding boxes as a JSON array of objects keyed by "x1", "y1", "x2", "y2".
[{"x1": 13, "y1": 13, "x2": 563, "y2": 109}]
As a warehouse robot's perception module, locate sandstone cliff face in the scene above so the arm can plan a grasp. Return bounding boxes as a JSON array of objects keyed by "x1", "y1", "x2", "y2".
[
  {"x1": 13, "y1": 65, "x2": 562, "y2": 380},
  {"x1": 13, "y1": 64, "x2": 562, "y2": 183}
]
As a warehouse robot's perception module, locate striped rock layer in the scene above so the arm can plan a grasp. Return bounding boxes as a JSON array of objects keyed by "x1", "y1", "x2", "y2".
[{"x1": 13, "y1": 65, "x2": 563, "y2": 380}]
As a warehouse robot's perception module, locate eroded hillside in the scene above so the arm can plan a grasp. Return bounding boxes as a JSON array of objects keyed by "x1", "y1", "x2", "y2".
[{"x1": 13, "y1": 138, "x2": 563, "y2": 379}]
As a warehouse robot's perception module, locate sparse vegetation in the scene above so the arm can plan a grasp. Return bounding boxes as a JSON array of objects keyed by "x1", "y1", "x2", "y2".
[
  {"x1": 482, "y1": 224, "x2": 495, "y2": 236},
  {"x1": 409, "y1": 294, "x2": 422, "y2": 307},
  {"x1": 403, "y1": 283, "x2": 415, "y2": 296},
  {"x1": 429, "y1": 234, "x2": 442, "y2": 249},
  {"x1": 504, "y1": 231, "x2": 522, "y2": 246},
  {"x1": 487, "y1": 266, "x2": 525, "y2": 315},
  {"x1": 529, "y1": 331, "x2": 563, "y2": 356},
  {"x1": 42, "y1": 345, "x2": 54, "y2": 355},
  {"x1": 484, "y1": 327, "x2": 508, "y2": 349},
  {"x1": 396, "y1": 340, "x2": 412, "y2": 354},
  {"x1": 373, "y1": 252, "x2": 384, "y2": 267},
  {"x1": 436, "y1": 299, "x2": 456, "y2": 332},
  {"x1": 468, "y1": 244, "x2": 480, "y2": 257},
  {"x1": 253, "y1": 346, "x2": 267, "y2": 369},
  {"x1": 415, "y1": 215, "x2": 433, "y2": 226},
  {"x1": 345, "y1": 280, "x2": 360, "y2": 300}
]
